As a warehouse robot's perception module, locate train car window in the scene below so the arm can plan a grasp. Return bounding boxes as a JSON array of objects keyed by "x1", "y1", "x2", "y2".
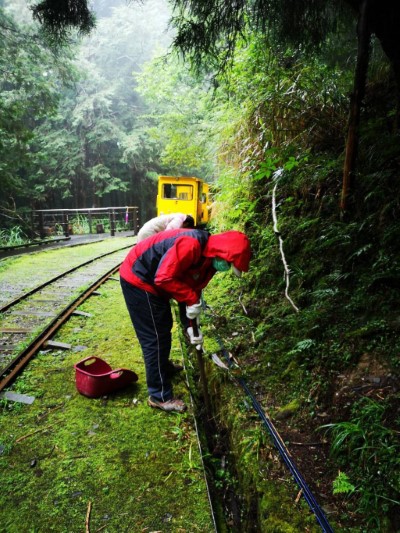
[
  {"x1": 162, "y1": 184, "x2": 193, "y2": 201},
  {"x1": 163, "y1": 184, "x2": 177, "y2": 199}
]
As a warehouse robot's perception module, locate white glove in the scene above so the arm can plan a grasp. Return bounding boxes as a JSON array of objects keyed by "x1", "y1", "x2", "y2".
[
  {"x1": 186, "y1": 302, "x2": 202, "y2": 319},
  {"x1": 186, "y1": 327, "x2": 203, "y2": 346}
]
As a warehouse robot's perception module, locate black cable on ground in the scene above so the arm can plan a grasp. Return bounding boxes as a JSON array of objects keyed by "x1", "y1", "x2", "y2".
[{"x1": 212, "y1": 333, "x2": 334, "y2": 533}]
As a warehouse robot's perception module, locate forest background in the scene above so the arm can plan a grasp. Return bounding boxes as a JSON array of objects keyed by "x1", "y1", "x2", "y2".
[{"x1": 1, "y1": 0, "x2": 399, "y2": 531}]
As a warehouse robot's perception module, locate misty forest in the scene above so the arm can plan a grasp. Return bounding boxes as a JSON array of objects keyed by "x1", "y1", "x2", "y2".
[{"x1": 1, "y1": 0, "x2": 399, "y2": 532}]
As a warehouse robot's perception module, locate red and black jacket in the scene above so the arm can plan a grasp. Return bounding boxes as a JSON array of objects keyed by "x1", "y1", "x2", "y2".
[{"x1": 120, "y1": 228, "x2": 251, "y2": 305}]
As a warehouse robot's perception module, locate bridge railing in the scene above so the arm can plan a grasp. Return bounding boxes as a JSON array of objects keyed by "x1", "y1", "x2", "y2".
[{"x1": 32, "y1": 207, "x2": 139, "y2": 239}]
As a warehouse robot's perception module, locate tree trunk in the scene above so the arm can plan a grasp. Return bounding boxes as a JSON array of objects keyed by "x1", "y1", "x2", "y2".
[
  {"x1": 340, "y1": 0, "x2": 371, "y2": 214},
  {"x1": 368, "y1": 0, "x2": 400, "y2": 130}
]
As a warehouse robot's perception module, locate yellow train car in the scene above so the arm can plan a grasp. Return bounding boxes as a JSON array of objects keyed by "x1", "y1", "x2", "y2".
[{"x1": 156, "y1": 175, "x2": 212, "y2": 226}]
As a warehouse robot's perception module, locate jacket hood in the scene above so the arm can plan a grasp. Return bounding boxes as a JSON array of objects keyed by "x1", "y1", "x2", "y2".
[{"x1": 203, "y1": 231, "x2": 251, "y2": 272}]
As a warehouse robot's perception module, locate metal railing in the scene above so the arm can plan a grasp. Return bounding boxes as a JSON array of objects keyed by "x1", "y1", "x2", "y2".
[{"x1": 32, "y1": 207, "x2": 139, "y2": 238}]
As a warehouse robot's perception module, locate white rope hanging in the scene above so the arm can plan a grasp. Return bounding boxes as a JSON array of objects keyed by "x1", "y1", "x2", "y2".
[{"x1": 271, "y1": 169, "x2": 300, "y2": 313}]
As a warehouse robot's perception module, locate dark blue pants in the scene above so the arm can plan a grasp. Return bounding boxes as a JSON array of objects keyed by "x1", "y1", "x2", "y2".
[{"x1": 120, "y1": 278, "x2": 173, "y2": 402}]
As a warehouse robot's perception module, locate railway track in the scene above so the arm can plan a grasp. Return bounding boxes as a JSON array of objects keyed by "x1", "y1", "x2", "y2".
[
  {"x1": 0, "y1": 240, "x2": 134, "y2": 310},
  {"x1": 0, "y1": 245, "x2": 131, "y2": 391}
]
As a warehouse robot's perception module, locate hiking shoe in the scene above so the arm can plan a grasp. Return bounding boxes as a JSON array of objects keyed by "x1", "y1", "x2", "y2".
[
  {"x1": 166, "y1": 361, "x2": 184, "y2": 377},
  {"x1": 148, "y1": 396, "x2": 187, "y2": 413}
]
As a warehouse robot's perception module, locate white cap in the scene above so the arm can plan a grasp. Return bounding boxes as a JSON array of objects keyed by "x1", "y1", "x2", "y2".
[{"x1": 232, "y1": 265, "x2": 242, "y2": 278}]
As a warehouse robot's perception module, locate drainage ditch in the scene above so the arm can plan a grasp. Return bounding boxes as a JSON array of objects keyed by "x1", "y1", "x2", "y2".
[
  {"x1": 180, "y1": 322, "x2": 332, "y2": 533},
  {"x1": 180, "y1": 334, "x2": 257, "y2": 532}
]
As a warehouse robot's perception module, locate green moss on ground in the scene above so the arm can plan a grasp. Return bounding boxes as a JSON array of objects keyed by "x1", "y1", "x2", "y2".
[
  {"x1": 0, "y1": 237, "x2": 134, "y2": 289},
  {"x1": 199, "y1": 236, "x2": 399, "y2": 532},
  {"x1": 0, "y1": 278, "x2": 214, "y2": 532}
]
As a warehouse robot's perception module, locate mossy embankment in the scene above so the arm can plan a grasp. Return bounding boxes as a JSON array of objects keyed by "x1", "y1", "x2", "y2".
[
  {"x1": 197, "y1": 274, "x2": 328, "y2": 533},
  {"x1": 200, "y1": 153, "x2": 400, "y2": 532}
]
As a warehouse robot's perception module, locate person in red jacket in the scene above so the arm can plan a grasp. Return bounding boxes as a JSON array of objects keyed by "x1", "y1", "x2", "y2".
[{"x1": 120, "y1": 228, "x2": 251, "y2": 412}]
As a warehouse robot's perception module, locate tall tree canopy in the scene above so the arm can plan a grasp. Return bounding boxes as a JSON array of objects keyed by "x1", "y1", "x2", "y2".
[
  {"x1": 25, "y1": 0, "x2": 400, "y2": 101},
  {"x1": 26, "y1": 0, "x2": 400, "y2": 213},
  {"x1": 169, "y1": 0, "x2": 400, "y2": 211},
  {"x1": 1, "y1": 0, "x2": 172, "y2": 221},
  {"x1": 0, "y1": 5, "x2": 77, "y2": 212},
  {"x1": 170, "y1": 1, "x2": 400, "y2": 80},
  {"x1": 29, "y1": 0, "x2": 171, "y2": 212},
  {"x1": 31, "y1": 0, "x2": 95, "y2": 40},
  {"x1": 32, "y1": 1, "x2": 399, "y2": 79}
]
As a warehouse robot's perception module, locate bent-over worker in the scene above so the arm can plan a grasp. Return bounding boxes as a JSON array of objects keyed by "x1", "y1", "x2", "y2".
[
  {"x1": 120, "y1": 228, "x2": 251, "y2": 412},
  {"x1": 136, "y1": 213, "x2": 194, "y2": 242}
]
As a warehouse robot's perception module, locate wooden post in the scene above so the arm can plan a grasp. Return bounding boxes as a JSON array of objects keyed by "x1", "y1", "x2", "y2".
[
  {"x1": 38, "y1": 211, "x2": 45, "y2": 240},
  {"x1": 63, "y1": 213, "x2": 69, "y2": 237},
  {"x1": 133, "y1": 208, "x2": 138, "y2": 235},
  {"x1": 109, "y1": 210, "x2": 115, "y2": 236},
  {"x1": 30, "y1": 210, "x2": 34, "y2": 238}
]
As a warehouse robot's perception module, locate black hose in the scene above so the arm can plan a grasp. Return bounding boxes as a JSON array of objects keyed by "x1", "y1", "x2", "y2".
[{"x1": 214, "y1": 338, "x2": 334, "y2": 533}]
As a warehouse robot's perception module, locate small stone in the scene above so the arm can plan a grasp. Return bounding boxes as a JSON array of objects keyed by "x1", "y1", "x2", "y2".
[{"x1": 72, "y1": 345, "x2": 88, "y2": 352}]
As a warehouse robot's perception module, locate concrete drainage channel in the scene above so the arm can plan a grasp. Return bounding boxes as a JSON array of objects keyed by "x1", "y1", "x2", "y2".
[
  {"x1": 179, "y1": 313, "x2": 334, "y2": 533},
  {"x1": 176, "y1": 315, "x2": 259, "y2": 532},
  {"x1": 178, "y1": 334, "x2": 242, "y2": 532}
]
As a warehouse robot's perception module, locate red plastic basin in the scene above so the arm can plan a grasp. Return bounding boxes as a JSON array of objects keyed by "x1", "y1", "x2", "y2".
[{"x1": 74, "y1": 356, "x2": 138, "y2": 398}]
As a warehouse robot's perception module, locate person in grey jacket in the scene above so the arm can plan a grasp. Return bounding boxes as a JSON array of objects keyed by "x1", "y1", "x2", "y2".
[{"x1": 137, "y1": 213, "x2": 194, "y2": 242}]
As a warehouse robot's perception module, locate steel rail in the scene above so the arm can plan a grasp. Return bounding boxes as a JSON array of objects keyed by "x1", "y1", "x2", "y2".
[
  {"x1": 0, "y1": 236, "x2": 70, "y2": 252},
  {"x1": 0, "y1": 244, "x2": 132, "y2": 314},
  {"x1": 212, "y1": 333, "x2": 334, "y2": 533},
  {"x1": 0, "y1": 264, "x2": 120, "y2": 392}
]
